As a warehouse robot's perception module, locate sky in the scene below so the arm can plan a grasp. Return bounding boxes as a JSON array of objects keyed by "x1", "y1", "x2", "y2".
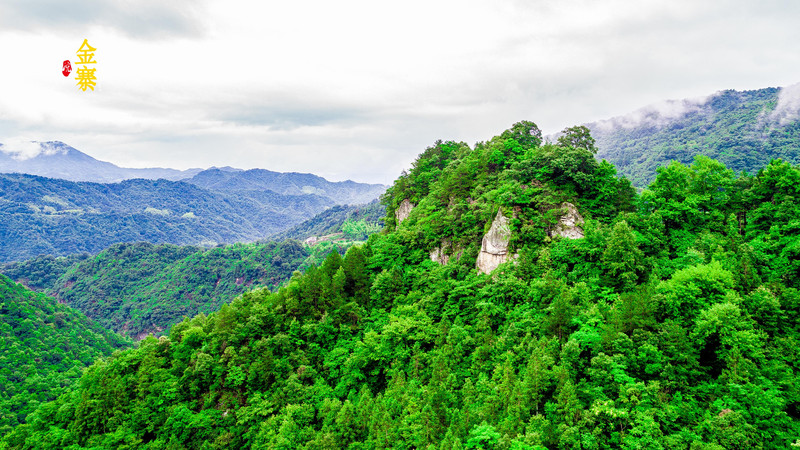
[{"x1": 0, "y1": 0, "x2": 798, "y2": 184}]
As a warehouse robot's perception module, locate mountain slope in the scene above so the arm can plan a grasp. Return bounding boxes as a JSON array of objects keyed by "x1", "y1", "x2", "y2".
[
  {"x1": 0, "y1": 141, "x2": 201, "y2": 183},
  {"x1": 588, "y1": 84, "x2": 800, "y2": 186},
  {"x1": 0, "y1": 275, "x2": 130, "y2": 434},
  {"x1": 270, "y1": 200, "x2": 386, "y2": 241},
  {"x1": 188, "y1": 167, "x2": 387, "y2": 205},
  {"x1": 0, "y1": 203, "x2": 387, "y2": 340},
  {"x1": 0, "y1": 173, "x2": 333, "y2": 262},
  {"x1": 4, "y1": 123, "x2": 799, "y2": 448},
  {"x1": 45, "y1": 241, "x2": 310, "y2": 340}
]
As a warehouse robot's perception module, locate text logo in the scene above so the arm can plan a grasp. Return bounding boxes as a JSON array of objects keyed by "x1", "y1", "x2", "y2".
[{"x1": 62, "y1": 39, "x2": 97, "y2": 91}]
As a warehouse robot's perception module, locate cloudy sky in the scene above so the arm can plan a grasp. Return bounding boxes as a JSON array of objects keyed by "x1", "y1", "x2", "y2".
[{"x1": 0, "y1": 0, "x2": 798, "y2": 184}]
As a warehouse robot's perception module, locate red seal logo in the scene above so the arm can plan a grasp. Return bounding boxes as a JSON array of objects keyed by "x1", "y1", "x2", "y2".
[{"x1": 62, "y1": 60, "x2": 72, "y2": 77}]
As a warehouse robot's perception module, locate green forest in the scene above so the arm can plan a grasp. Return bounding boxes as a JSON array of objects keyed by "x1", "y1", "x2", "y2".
[
  {"x1": 0, "y1": 275, "x2": 130, "y2": 434},
  {"x1": 591, "y1": 87, "x2": 800, "y2": 187},
  {"x1": 2, "y1": 121, "x2": 800, "y2": 449},
  {"x1": 0, "y1": 202, "x2": 384, "y2": 340},
  {"x1": 0, "y1": 174, "x2": 337, "y2": 263}
]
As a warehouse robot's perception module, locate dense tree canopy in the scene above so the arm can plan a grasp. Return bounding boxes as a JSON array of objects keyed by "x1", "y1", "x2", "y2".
[
  {"x1": 2, "y1": 122, "x2": 800, "y2": 449},
  {"x1": 591, "y1": 87, "x2": 800, "y2": 187},
  {"x1": 0, "y1": 275, "x2": 129, "y2": 435}
]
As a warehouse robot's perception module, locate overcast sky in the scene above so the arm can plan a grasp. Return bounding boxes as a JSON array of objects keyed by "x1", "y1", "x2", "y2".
[{"x1": 0, "y1": 0, "x2": 798, "y2": 184}]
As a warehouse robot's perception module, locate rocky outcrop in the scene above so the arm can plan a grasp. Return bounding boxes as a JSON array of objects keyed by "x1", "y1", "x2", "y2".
[
  {"x1": 395, "y1": 199, "x2": 414, "y2": 225},
  {"x1": 476, "y1": 209, "x2": 513, "y2": 274},
  {"x1": 430, "y1": 239, "x2": 463, "y2": 265},
  {"x1": 550, "y1": 202, "x2": 585, "y2": 239}
]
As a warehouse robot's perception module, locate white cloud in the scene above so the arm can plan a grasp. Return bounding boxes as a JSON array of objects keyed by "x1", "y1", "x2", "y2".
[
  {"x1": 0, "y1": 0, "x2": 799, "y2": 183},
  {"x1": 591, "y1": 95, "x2": 712, "y2": 131},
  {"x1": 0, "y1": 139, "x2": 65, "y2": 161},
  {"x1": 767, "y1": 82, "x2": 800, "y2": 126}
]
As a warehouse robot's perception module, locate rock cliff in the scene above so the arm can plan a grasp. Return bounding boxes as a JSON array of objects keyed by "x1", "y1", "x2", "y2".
[
  {"x1": 551, "y1": 202, "x2": 585, "y2": 239},
  {"x1": 476, "y1": 209, "x2": 513, "y2": 274},
  {"x1": 395, "y1": 199, "x2": 414, "y2": 225}
]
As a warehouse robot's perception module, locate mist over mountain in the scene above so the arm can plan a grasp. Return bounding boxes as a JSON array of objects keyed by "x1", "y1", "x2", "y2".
[
  {"x1": 0, "y1": 141, "x2": 202, "y2": 183},
  {"x1": 586, "y1": 84, "x2": 800, "y2": 186},
  {"x1": 6, "y1": 121, "x2": 800, "y2": 448}
]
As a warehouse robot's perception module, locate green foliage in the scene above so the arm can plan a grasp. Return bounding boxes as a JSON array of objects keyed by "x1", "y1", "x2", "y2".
[
  {"x1": 591, "y1": 87, "x2": 800, "y2": 186},
  {"x1": 4, "y1": 122, "x2": 800, "y2": 449},
  {"x1": 341, "y1": 218, "x2": 382, "y2": 241},
  {"x1": 0, "y1": 173, "x2": 344, "y2": 263},
  {"x1": 0, "y1": 275, "x2": 130, "y2": 435},
  {"x1": 43, "y1": 241, "x2": 309, "y2": 339},
  {"x1": 0, "y1": 253, "x2": 89, "y2": 292},
  {"x1": 271, "y1": 201, "x2": 386, "y2": 241},
  {"x1": 557, "y1": 125, "x2": 597, "y2": 154}
]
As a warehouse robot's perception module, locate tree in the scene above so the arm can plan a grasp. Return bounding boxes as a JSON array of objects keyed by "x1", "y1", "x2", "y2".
[
  {"x1": 557, "y1": 125, "x2": 597, "y2": 154},
  {"x1": 501, "y1": 121, "x2": 543, "y2": 149}
]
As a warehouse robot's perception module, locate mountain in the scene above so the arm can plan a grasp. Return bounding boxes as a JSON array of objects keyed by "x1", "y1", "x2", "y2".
[
  {"x1": 587, "y1": 84, "x2": 800, "y2": 186},
  {"x1": 0, "y1": 204, "x2": 385, "y2": 340},
  {"x1": 42, "y1": 241, "x2": 310, "y2": 340},
  {"x1": 270, "y1": 200, "x2": 386, "y2": 241},
  {"x1": 0, "y1": 173, "x2": 333, "y2": 262},
  {"x1": 0, "y1": 274, "x2": 130, "y2": 434},
  {"x1": 187, "y1": 167, "x2": 387, "y2": 205},
  {"x1": 7, "y1": 122, "x2": 799, "y2": 448},
  {"x1": 0, "y1": 141, "x2": 202, "y2": 183}
]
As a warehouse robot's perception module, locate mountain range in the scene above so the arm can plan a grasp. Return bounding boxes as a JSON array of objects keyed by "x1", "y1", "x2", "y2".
[
  {"x1": 0, "y1": 202, "x2": 384, "y2": 340},
  {"x1": 0, "y1": 141, "x2": 202, "y2": 183},
  {"x1": 5, "y1": 121, "x2": 800, "y2": 447},
  {"x1": 587, "y1": 84, "x2": 800, "y2": 186}
]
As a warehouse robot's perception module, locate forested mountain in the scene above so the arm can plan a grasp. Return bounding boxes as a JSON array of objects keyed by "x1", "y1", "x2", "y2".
[
  {"x1": 270, "y1": 200, "x2": 386, "y2": 241},
  {"x1": 45, "y1": 241, "x2": 311, "y2": 340},
  {"x1": 187, "y1": 168, "x2": 387, "y2": 205},
  {"x1": 0, "y1": 254, "x2": 90, "y2": 292},
  {"x1": 0, "y1": 141, "x2": 201, "y2": 183},
  {"x1": 0, "y1": 275, "x2": 130, "y2": 435},
  {"x1": 0, "y1": 202, "x2": 385, "y2": 340},
  {"x1": 4, "y1": 122, "x2": 800, "y2": 448},
  {"x1": 588, "y1": 84, "x2": 800, "y2": 186},
  {"x1": 0, "y1": 174, "x2": 334, "y2": 262}
]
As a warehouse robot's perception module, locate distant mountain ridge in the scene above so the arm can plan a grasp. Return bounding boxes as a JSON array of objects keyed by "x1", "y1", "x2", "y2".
[
  {"x1": 0, "y1": 142, "x2": 388, "y2": 202},
  {"x1": 586, "y1": 84, "x2": 800, "y2": 186},
  {"x1": 0, "y1": 142, "x2": 387, "y2": 262},
  {"x1": 0, "y1": 173, "x2": 334, "y2": 262},
  {"x1": 187, "y1": 167, "x2": 387, "y2": 205},
  {"x1": 0, "y1": 141, "x2": 202, "y2": 182}
]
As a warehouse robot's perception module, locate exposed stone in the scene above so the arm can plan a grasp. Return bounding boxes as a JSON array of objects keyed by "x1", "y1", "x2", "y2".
[
  {"x1": 551, "y1": 202, "x2": 585, "y2": 239},
  {"x1": 395, "y1": 198, "x2": 414, "y2": 225},
  {"x1": 476, "y1": 209, "x2": 514, "y2": 274},
  {"x1": 430, "y1": 239, "x2": 462, "y2": 265},
  {"x1": 430, "y1": 246, "x2": 449, "y2": 265}
]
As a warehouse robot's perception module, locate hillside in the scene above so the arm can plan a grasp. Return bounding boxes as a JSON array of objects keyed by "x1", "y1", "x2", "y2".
[
  {"x1": 0, "y1": 275, "x2": 130, "y2": 435},
  {"x1": 0, "y1": 204, "x2": 386, "y2": 340},
  {"x1": 0, "y1": 253, "x2": 89, "y2": 291},
  {"x1": 43, "y1": 241, "x2": 310, "y2": 340},
  {"x1": 0, "y1": 141, "x2": 201, "y2": 183},
  {"x1": 0, "y1": 173, "x2": 333, "y2": 262},
  {"x1": 588, "y1": 84, "x2": 800, "y2": 186},
  {"x1": 187, "y1": 168, "x2": 387, "y2": 205},
  {"x1": 270, "y1": 200, "x2": 386, "y2": 241},
  {"x1": 4, "y1": 122, "x2": 800, "y2": 448}
]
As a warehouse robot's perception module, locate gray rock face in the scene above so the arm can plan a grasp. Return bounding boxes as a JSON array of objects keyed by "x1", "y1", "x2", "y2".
[
  {"x1": 430, "y1": 246, "x2": 449, "y2": 265},
  {"x1": 395, "y1": 199, "x2": 414, "y2": 225},
  {"x1": 551, "y1": 202, "x2": 585, "y2": 239},
  {"x1": 476, "y1": 209, "x2": 513, "y2": 274},
  {"x1": 430, "y1": 239, "x2": 463, "y2": 265}
]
